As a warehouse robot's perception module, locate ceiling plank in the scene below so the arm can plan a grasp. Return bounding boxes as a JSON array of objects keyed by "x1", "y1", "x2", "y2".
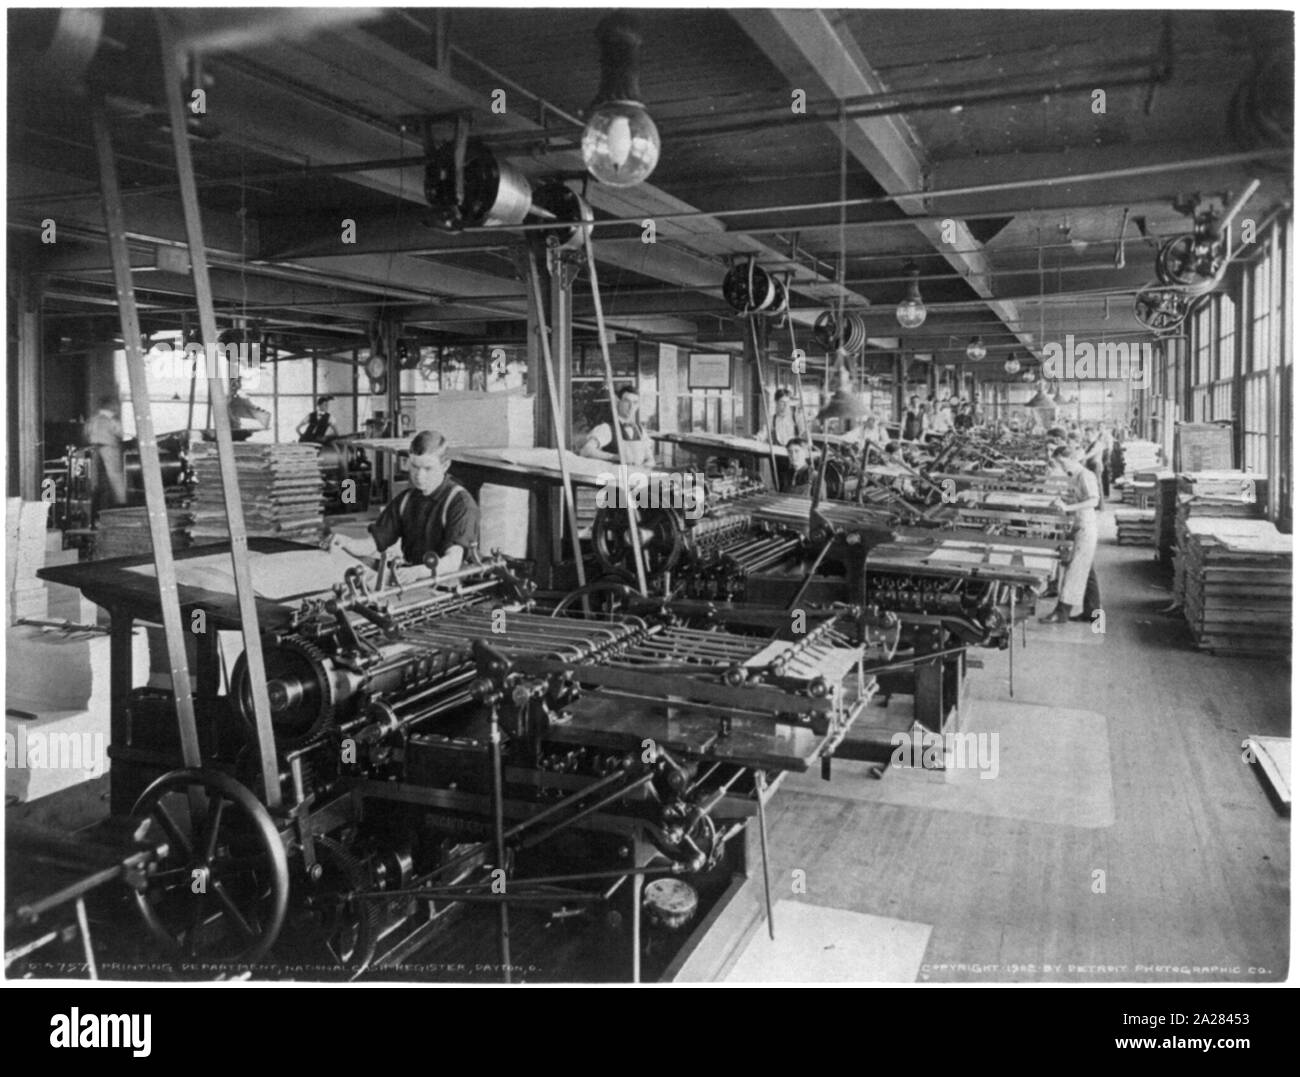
[{"x1": 735, "y1": 9, "x2": 1048, "y2": 355}]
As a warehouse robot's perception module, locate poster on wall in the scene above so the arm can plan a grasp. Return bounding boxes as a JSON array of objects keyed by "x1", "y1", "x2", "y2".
[{"x1": 689, "y1": 353, "x2": 732, "y2": 390}]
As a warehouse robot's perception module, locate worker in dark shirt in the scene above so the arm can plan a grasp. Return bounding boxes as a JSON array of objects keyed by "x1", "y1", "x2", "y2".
[
  {"x1": 329, "y1": 429, "x2": 479, "y2": 580},
  {"x1": 784, "y1": 437, "x2": 813, "y2": 495},
  {"x1": 297, "y1": 396, "x2": 339, "y2": 444}
]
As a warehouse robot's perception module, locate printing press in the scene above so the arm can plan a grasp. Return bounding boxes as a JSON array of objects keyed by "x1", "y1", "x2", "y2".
[
  {"x1": 37, "y1": 541, "x2": 898, "y2": 981},
  {"x1": 581, "y1": 466, "x2": 1068, "y2": 735}
]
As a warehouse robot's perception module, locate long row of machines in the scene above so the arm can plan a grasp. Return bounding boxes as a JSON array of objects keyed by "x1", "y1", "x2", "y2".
[
  {"x1": 449, "y1": 429, "x2": 1071, "y2": 739},
  {"x1": 29, "y1": 541, "x2": 898, "y2": 981},
  {"x1": 16, "y1": 425, "x2": 1070, "y2": 982}
]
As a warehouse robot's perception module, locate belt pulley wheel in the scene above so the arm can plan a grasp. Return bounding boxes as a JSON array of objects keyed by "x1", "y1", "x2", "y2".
[
  {"x1": 231, "y1": 637, "x2": 337, "y2": 751},
  {"x1": 130, "y1": 767, "x2": 290, "y2": 968},
  {"x1": 1155, "y1": 234, "x2": 1224, "y2": 291},
  {"x1": 296, "y1": 835, "x2": 380, "y2": 974},
  {"x1": 1133, "y1": 286, "x2": 1190, "y2": 334},
  {"x1": 592, "y1": 504, "x2": 686, "y2": 578},
  {"x1": 531, "y1": 181, "x2": 594, "y2": 252},
  {"x1": 722, "y1": 261, "x2": 776, "y2": 314}
]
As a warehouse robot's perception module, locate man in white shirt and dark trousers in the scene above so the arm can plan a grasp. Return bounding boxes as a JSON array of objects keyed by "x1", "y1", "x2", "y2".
[{"x1": 1039, "y1": 445, "x2": 1102, "y2": 624}]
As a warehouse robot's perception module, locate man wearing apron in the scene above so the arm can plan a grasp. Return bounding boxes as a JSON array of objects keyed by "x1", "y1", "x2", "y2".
[
  {"x1": 579, "y1": 385, "x2": 656, "y2": 467},
  {"x1": 1039, "y1": 444, "x2": 1101, "y2": 624}
]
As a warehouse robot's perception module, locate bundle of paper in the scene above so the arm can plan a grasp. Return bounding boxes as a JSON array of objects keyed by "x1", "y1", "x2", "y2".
[{"x1": 188, "y1": 442, "x2": 324, "y2": 542}]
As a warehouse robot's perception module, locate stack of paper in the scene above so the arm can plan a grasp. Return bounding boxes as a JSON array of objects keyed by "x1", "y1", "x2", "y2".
[{"x1": 189, "y1": 443, "x2": 325, "y2": 543}]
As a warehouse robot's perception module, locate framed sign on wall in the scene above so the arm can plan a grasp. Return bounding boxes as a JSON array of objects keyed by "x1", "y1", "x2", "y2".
[{"x1": 689, "y1": 352, "x2": 732, "y2": 390}]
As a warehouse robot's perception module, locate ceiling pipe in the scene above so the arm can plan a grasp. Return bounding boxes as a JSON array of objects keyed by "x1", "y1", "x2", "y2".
[{"x1": 459, "y1": 150, "x2": 1287, "y2": 235}]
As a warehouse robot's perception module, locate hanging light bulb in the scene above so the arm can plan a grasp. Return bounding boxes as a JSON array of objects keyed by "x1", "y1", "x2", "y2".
[
  {"x1": 581, "y1": 13, "x2": 660, "y2": 188},
  {"x1": 895, "y1": 263, "x2": 927, "y2": 329},
  {"x1": 966, "y1": 335, "x2": 987, "y2": 361},
  {"x1": 1021, "y1": 370, "x2": 1035, "y2": 383},
  {"x1": 1003, "y1": 353, "x2": 1021, "y2": 374},
  {"x1": 1052, "y1": 383, "x2": 1069, "y2": 406}
]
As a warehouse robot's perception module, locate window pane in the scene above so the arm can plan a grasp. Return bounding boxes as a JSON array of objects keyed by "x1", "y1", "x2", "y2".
[
  {"x1": 276, "y1": 357, "x2": 314, "y2": 395},
  {"x1": 329, "y1": 397, "x2": 356, "y2": 437},
  {"x1": 317, "y1": 358, "x2": 356, "y2": 396},
  {"x1": 276, "y1": 399, "x2": 313, "y2": 443}
]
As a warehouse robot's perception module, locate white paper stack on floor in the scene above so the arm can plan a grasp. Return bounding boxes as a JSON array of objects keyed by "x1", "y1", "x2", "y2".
[
  {"x1": 189, "y1": 442, "x2": 324, "y2": 543},
  {"x1": 1178, "y1": 517, "x2": 1291, "y2": 657},
  {"x1": 1121, "y1": 439, "x2": 1162, "y2": 475},
  {"x1": 1114, "y1": 507, "x2": 1156, "y2": 545},
  {"x1": 7, "y1": 498, "x2": 51, "y2": 623}
]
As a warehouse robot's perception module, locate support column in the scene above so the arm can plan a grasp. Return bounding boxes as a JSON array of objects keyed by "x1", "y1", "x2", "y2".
[{"x1": 14, "y1": 273, "x2": 43, "y2": 500}]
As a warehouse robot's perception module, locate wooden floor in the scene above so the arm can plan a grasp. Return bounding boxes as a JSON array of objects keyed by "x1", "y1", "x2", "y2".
[{"x1": 736, "y1": 506, "x2": 1291, "y2": 983}]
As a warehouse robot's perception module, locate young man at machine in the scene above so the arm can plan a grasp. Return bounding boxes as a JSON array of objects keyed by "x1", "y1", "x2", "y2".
[
  {"x1": 328, "y1": 429, "x2": 479, "y2": 583},
  {"x1": 784, "y1": 437, "x2": 814, "y2": 495},
  {"x1": 579, "y1": 385, "x2": 657, "y2": 467}
]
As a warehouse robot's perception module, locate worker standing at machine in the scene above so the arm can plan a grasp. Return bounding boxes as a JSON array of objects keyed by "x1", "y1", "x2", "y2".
[
  {"x1": 329, "y1": 429, "x2": 479, "y2": 580},
  {"x1": 84, "y1": 395, "x2": 127, "y2": 516},
  {"x1": 579, "y1": 385, "x2": 656, "y2": 467},
  {"x1": 1039, "y1": 445, "x2": 1101, "y2": 624},
  {"x1": 760, "y1": 387, "x2": 806, "y2": 445},
  {"x1": 784, "y1": 438, "x2": 814, "y2": 494},
  {"x1": 902, "y1": 395, "x2": 924, "y2": 441},
  {"x1": 297, "y1": 395, "x2": 339, "y2": 444}
]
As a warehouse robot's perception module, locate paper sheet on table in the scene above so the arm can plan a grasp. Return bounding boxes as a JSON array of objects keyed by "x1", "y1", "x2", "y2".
[
  {"x1": 455, "y1": 447, "x2": 666, "y2": 482},
  {"x1": 127, "y1": 548, "x2": 353, "y2": 600}
]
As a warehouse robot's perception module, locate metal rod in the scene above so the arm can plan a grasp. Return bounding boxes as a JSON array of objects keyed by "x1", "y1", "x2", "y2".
[
  {"x1": 489, "y1": 703, "x2": 511, "y2": 984},
  {"x1": 631, "y1": 868, "x2": 643, "y2": 984},
  {"x1": 74, "y1": 897, "x2": 98, "y2": 980},
  {"x1": 90, "y1": 104, "x2": 205, "y2": 775},
  {"x1": 747, "y1": 315, "x2": 784, "y2": 491},
  {"x1": 580, "y1": 228, "x2": 650, "y2": 596},
  {"x1": 754, "y1": 771, "x2": 775, "y2": 941},
  {"x1": 525, "y1": 250, "x2": 589, "y2": 611},
  {"x1": 463, "y1": 151, "x2": 1287, "y2": 235},
  {"x1": 519, "y1": 771, "x2": 657, "y2": 850},
  {"x1": 157, "y1": 14, "x2": 280, "y2": 807}
]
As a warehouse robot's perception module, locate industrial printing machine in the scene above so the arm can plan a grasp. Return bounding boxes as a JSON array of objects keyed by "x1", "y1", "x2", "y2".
[{"x1": 20, "y1": 541, "x2": 898, "y2": 982}]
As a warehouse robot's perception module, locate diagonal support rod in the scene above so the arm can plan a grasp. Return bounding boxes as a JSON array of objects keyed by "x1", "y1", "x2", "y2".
[
  {"x1": 157, "y1": 14, "x2": 280, "y2": 808},
  {"x1": 91, "y1": 105, "x2": 204, "y2": 775}
]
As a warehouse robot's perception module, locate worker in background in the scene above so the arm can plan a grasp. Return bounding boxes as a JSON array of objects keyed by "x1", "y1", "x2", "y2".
[
  {"x1": 784, "y1": 437, "x2": 813, "y2": 495},
  {"x1": 760, "y1": 387, "x2": 806, "y2": 446},
  {"x1": 227, "y1": 377, "x2": 272, "y2": 432},
  {"x1": 84, "y1": 395, "x2": 127, "y2": 517},
  {"x1": 1099, "y1": 424, "x2": 1115, "y2": 499},
  {"x1": 329, "y1": 429, "x2": 479, "y2": 582},
  {"x1": 297, "y1": 395, "x2": 339, "y2": 444},
  {"x1": 1039, "y1": 445, "x2": 1101, "y2": 624},
  {"x1": 579, "y1": 385, "x2": 656, "y2": 467},
  {"x1": 1082, "y1": 424, "x2": 1107, "y2": 506},
  {"x1": 902, "y1": 396, "x2": 924, "y2": 442}
]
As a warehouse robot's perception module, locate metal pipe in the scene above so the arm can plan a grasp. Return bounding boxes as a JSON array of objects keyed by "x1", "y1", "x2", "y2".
[{"x1": 462, "y1": 151, "x2": 1287, "y2": 235}]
